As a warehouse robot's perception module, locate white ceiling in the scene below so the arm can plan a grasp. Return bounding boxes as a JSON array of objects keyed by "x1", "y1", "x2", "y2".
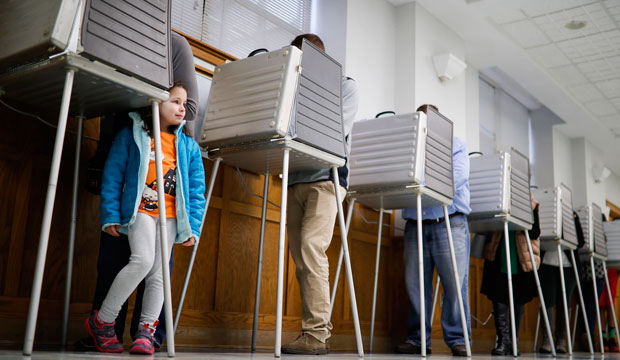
[{"x1": 414, "y1": 0, "x2": 620, "y2": 176}]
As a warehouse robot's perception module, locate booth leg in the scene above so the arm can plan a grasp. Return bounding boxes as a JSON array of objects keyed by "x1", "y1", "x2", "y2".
[
  {"x1": 251, "y1": 172, "x2": 270, "y2": 352},
  {"x1": 369, "y1": 208, "x2": 384, "y2": 353},
  {"x1": 151, "y1": 100, "x2": 175, "y2": 358},
  {"x1": 591, "y1": 257, "x2": 604, "y2": 353},
  {"x1": 274, "y1": 149, "x2": 290, "y2": 358},
  {"x1": 331, "y1": 167, "x2": 364, "y2": 357},
  {"x1": 61, "y1": 115, "x2": 84, "y2": 349},
  {"x1": 174, "y1": 158, "x2": 221, "y2": 333},
  {"x1": 417, "y1": 193, "x2": 426, "y2": 357},
  {"x1": 443, "y1": 206, "x2": 471, "y2": 357},
  {"x1": 430, "y1": 278, "x2": 441, "y2": 326},
  {"x1": 525, "y1": 231, "x2": 555, "y2": 355},
  {"x1": 557, "y1": 244, "x2": 572, "y2": 355},
  {"x1": 603, "y1": 261, "x2": 620, "y2": 353},
  {"x1": 23, "y1": 68, "x2": 75, "y2": 356},
  {"x1": 570, "y1": 251, "x2": 593, "y2": 354},
  {"x1": 329, "y1": 198, "x2": 355, "y2": 321},
  {"x1": 502, "y1": 221, "x2": 517, "y2": 357},
  {"x1": 533, "y1": 310, "x2": 540, "y2": 352}
]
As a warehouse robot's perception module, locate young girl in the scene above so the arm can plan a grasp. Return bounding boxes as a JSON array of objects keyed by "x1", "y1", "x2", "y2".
[{"x1": 85, "y1": 83, "x2": 206, "y2": 354}]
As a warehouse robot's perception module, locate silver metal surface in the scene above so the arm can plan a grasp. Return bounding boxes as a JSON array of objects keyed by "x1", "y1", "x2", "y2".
[
  {"x1": 468, "y1": 214, "x2": 532, "y2": 233},
  {"x1": 349, "y1": 185, "x2": 452, "y2": 211},
  {"x1": 208, "y1": 138, "x2": 344, "y2": 175},
  {"x1": 274, "y1": 150, "x2": 290, "y2": 358},
  {"x1": 557, "y1": 243, "x2": 573, "y2": 355},
  {"x1": 0, "y1": 53, "x2": 169, "y2": 118},
  {"x1": 252, "y1": 172, "x2": 270, "y2": 352},
  {"x1": 430, "y1": 279, "x2": 441, "y2": 327},
  {"x1": 331, "y1": 167, "x2": 364, "y2": 358},
  {"x1": 534, "y1": 185, "x2": 578, "y2": 250},
  {"x1": 503, "y1": 221, "x2": 517, "y2": 357},
  {"x1": 591, "y1": 256, "x2": 604, "y2": 354},
  {"x1": 175, "y1": 158, "x2": 222, "y2": 333},
  {"x1": 570, "y1": 251, "x2": 593, "y2": 354},
  {"x1": 605, "y1": 221, "x2": 620, "y2": 265},
  {"x1": 526, "y1": 231, "x2": 555, "y2": 356},
  {"x1": 23, "y1": 69, "x2": 75, "y2": 356},
  {"x1": 349, "y1": 112, "x2": 426, "y2": 190},
  {"x1": 444, "y1": 205, "x2": 471, "y2": 357},
  {"x1": 468, "y1": 152, "x2": 510, "y2": 218},
  {"x1": 369, "y1": 208, "x2": 384, "y2": 353},
  {"x1": 417, "y1": 194, "x2": 426, "y2": 358},
  {"x1": 61, "y1": 115, "x2": 83, "y2": 349},
  {"x1": 152, "y1": 101, "x2": 175, "y2": 357},
  {"x1": 329, "y1": 199, "x2": 356, "y2": 322},
  {"x1": 201, "y1": 47, "x2": 302, "y2": 147}
]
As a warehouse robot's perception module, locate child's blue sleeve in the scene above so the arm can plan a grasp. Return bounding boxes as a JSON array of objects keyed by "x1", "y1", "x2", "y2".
[
  {"x1": 100, "y1": 128, "x2": 130, "y2": 228},
  {"x1": 187, "y1": 139, "x2": 206, "y2": 240}
]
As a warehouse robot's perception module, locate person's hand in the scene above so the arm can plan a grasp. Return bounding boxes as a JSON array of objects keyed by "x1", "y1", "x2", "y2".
[
  {"x1": 182, "y1": 238, "x2": 195, "y2": 246},
  {"x1": 104, "y1": 225, "x2": 120, "y2": 237}
]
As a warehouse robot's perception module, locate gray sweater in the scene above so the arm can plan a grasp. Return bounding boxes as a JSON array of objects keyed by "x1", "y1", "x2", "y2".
[{"x1": 171, "y1": 32, "x2": 199, "y2": 122}]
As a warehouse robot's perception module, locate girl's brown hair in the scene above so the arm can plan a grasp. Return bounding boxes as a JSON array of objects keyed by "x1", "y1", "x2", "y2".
[{"x1": 139, "y1": 81, "x2": 192, "y2": 137}]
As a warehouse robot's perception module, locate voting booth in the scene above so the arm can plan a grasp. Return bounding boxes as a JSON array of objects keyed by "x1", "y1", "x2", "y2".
[
  {"x1": 195, "y1": 40, "x2": 363, "y2": 357},
  {"x1": 1, "y1": 0, "x2": 174, "y2": 356},
  {"x1": 338, "y1": 109, "x2": 469, "y2": 356}
]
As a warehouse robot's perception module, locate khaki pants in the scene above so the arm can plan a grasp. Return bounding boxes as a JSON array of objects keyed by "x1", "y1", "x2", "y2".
[{"x1": 287, "y1": 180, "x2": 345, "y2": 343}]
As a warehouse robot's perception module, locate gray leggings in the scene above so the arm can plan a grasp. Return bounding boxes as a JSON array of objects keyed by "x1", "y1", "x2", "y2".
[{"x1": 99, "y1": 213, "x2": 176, "y2": 330}]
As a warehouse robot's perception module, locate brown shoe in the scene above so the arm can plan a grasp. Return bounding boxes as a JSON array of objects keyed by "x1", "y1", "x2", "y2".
[
  {"x1": 451, "y1": 344, "x2": 468, "y2": 356},
  {"x1": 281, "y1": 333, "x2": 328, "y2": 355},
  {"x1": 396, "y1": 342, "x2": 431, "y2": 354}
]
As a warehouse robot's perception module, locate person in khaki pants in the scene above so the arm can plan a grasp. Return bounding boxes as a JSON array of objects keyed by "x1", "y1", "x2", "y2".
[{"x1": 281, "y1": 34, "x2": 359, "y2": 355}]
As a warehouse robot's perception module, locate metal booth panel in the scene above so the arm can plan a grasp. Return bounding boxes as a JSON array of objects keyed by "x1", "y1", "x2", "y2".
[
  {"x1": 424, "y1": 108, "x2": 454, "y2": 200},
  {"x1": 577, "y1": 205, "x2": 595, "y2": 254},
  {"x1": 80, "y1": 0, "x2": 172, "y2": 89},
  {"x1": 510, "y1": 148, "x2": 534, "y2": 224},
  {"x1": 468, "y1": 152, "x2": 510, "y2": 219},
  {"x1": 533, "y1": 187, "x2": 562, "y2": 240},
  {"x1": 200, "y1": 46, "x2": 303, "y2": 149},
  {"x1": 592, "y1": 203, "x2": 607, "y2": 258},
  {"x1": 0, "y1": 0, "x2": 80, "y2": 72},
  {"x1": 348, "y1": 112, "x2": 427, "y2": 190},
  {"x1": 560, "y1": 184, "x2": 578, "y2": 247},
  {"x1": 292, "y1": 39, "x2": 346, "y2": 158},
  {"x1": 605, "y1": 221, "x2": 620, "y2": 266}
]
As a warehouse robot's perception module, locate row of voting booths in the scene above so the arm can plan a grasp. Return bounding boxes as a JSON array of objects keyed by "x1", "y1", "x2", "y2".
[{"x1": 5, "y1": 0, "x2": 620, "y2": 357}]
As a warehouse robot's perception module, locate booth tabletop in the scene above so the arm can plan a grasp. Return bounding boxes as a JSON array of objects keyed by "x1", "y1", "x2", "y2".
[{"x1": 0, "y1": 53, "x2": 169, "y2": 118}]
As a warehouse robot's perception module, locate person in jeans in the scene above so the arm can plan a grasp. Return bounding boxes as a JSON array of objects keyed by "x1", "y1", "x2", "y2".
[
  {"x1": 397, "y1": 104, "x2": 472, "y2": 357},
  {"x1": 280, "y1": 33, "x2": 359, "y2": 355}
]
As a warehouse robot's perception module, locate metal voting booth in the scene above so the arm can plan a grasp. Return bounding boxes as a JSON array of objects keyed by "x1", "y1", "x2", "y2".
[
  {"x1": 530, "y1": 184, "x2": 592, "y2": 355},
  {"x1": 575, "y1": 203, "x2": 620, "y2": 354},
  {"x1": 0, "y1": 0, "x2": 175, "y2": 356},
  {"x1": 334, "y1": 109, "x2": 471, "y2": 357},
  {"x1": 189, "y1": 40, "x2": 364, "y2": 358},
  {"x1": 468, "y1": 149, "x2": 559, "y2": 356}
]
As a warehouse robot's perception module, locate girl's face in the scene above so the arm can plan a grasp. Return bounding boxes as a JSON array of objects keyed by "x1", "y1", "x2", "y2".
[{"x1": 159, "y1": 86, "x2": 187, "y2": 130}]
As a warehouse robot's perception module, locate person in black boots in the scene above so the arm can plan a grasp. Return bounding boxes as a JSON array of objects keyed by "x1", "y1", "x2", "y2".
[{"x1": 479, "y1": 192, "x2": 541, "y2": 355}]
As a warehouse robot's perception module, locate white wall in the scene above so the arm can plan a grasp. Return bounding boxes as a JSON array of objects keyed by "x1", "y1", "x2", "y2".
[
  {"x1": 413, "y1": 3, "x2": 467, "y2": 141},
  {"x1": 553, "y1": 128, "x2": 573, "y2": 190},
  {"x1": 530, "y1": 107, "x2": 561, "y2": 189},
  {"x1": 345, "y1": 0, "x2": 396, "y2": 120},
  {"x1": 465, "y1": 64, "x2": 480, "y2": 153},
  {"x1": 311, "y1": 0, "x2": 347, "y2": 69},
  {"x1": 607, "y1": 173, "x2": 620, "y2": 209}
]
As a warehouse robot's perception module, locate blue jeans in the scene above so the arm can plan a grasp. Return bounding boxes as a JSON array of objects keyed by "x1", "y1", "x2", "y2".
[{"x1": 403, "y1": 214, "x2": 471, "y2": 348}]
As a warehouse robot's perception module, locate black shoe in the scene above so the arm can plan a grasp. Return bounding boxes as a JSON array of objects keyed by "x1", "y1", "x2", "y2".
[
  {"x1": 396, "y1": 342, "x2": 431, "y2": 354},
  {"x1": 73, "y1": 336, "x2": 96, "y2": 351},
  {"x1": 452, "y1": 344, "x2": 468, "y2": 356}
]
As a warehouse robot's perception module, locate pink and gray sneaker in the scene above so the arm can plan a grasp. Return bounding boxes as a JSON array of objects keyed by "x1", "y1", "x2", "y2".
[
  {"x1": 84, "y1": 310, "x2": 123, "y2": 353},
  {"x1": 130, "y1": 325, "x2": 156, "y2": 355}
]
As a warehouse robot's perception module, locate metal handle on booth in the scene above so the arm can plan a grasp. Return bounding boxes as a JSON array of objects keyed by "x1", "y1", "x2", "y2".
[
  {"x1": 247, "y1": 48, "x2": 269, "y2": 57},
  {"x1": 375, "y1": 111, "x2": 396, "y2": 118}
]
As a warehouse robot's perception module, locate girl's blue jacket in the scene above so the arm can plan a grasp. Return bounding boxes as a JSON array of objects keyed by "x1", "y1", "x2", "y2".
[{"x1": 100, "y1": 112, "x2": 206, "y2": 243}]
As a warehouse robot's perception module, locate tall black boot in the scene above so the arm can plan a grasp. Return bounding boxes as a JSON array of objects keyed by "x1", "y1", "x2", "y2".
[{"x1": 492, "y1": 302, "x2": 512, "y2": 355}]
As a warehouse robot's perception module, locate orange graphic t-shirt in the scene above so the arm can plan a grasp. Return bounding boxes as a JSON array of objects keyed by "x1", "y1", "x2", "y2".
[{"x1": 138, "y1": 132, "x2": 177, "y2": 218}]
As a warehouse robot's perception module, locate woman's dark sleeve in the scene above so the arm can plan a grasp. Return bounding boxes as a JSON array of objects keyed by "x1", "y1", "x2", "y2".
[{"x1": 528, "y1": 204, "x2": 541, "y2": 239}]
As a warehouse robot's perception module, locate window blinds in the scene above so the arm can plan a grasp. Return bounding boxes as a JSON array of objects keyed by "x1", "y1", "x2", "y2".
[{"x1": 172, "y1": 0, "x2": 312, "y2": 58}]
